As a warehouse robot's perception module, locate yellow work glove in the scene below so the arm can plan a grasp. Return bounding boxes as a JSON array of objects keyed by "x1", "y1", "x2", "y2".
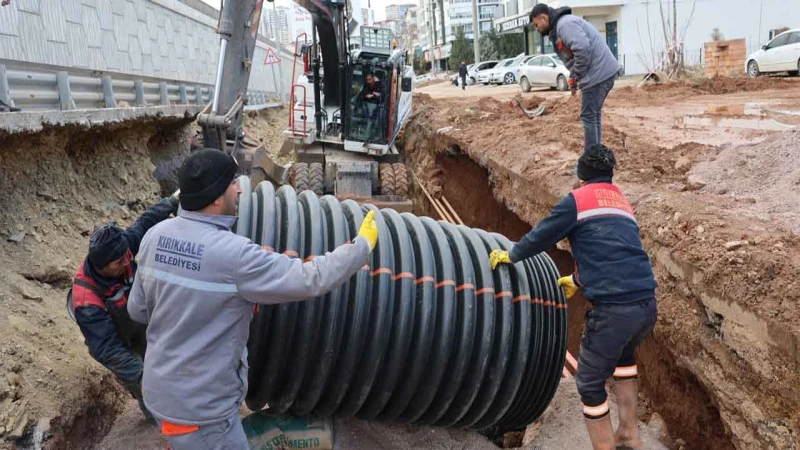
[
  {"x1": 358, "y1": 210, "x2": 378, "y2": 251},
  {"x1": 489, "y1": 249, "x2": 511, "y2": 270},
  {"x1": 558, "y1": 275, "x2": 578, "y2": 299}
]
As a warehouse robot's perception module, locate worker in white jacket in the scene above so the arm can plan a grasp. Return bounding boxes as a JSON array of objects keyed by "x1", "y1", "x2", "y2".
[{"x1": 128, "y1": 148, "x2": 377, "y2": 449}]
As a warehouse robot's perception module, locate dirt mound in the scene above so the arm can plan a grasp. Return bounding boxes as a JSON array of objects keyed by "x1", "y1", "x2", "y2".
[
  {"x1": 691, "y1": 75, "x2": 796, "y2": 94},
  {"x1": 0, "y1": 118, "x2": 191, "y2": 449},
  {"x1": 634, "y1": 76, "x2": 796, "y2": 97},
  {"x1": 689, "y1": 129, "x2": 800, "y2": 231}
]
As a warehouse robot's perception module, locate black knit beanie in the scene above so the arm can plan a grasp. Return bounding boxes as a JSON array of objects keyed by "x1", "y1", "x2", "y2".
[
  {"x1": 178, "y1": 148, "x2": 239, "y2": 211},
  {"x1": 88, "y1": 223, "x2": 128, "y2": 269},
  {"x1": 577, "y1": 144, "x2": 616, "y2": 181}
]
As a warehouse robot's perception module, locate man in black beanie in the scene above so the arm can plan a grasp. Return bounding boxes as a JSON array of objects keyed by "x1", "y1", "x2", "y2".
[
  {"x1": 489, "y1": 144, "x2": 657, "y2": 450},
  {"x1": 128, "y1": 149, "x2": 377, "y2": 449},
  {"x1": 69, "y1": 193, "x2": 179, "y2": 423}
]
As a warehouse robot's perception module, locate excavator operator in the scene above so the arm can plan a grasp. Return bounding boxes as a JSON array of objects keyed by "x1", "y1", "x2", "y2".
[{"x1": 358, "y1": 72, "x2": 383, "y2": 121}]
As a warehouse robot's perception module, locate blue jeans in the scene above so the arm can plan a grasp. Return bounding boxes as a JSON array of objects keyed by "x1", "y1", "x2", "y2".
[
  {"x1": 575, "y1": 297, "x2": 657, "y2": 415},
  {"x1": 580, "y1": 75, "x2": 616, "y2": 152}
]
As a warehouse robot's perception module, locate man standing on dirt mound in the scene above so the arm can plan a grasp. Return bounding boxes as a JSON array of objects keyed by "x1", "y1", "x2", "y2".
[
  {"x1": 127, "y1": 149, "x2": 378, "y2": 449},
  {"x1": 530, "y1": 4, "x2": 620, "y2": 152},
  {"x1": 489, "y1": 144, "x2": 658, "y2": 450},
  {"x1": 69, "y1": 194, "x2": 180, "y2": 423}
]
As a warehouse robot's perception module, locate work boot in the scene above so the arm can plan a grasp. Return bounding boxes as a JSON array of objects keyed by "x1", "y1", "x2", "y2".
[
  {"x1": 614, "y1": 379, "x2": 641, "y2": 449},
  {"x1": 584, "y1": 414, "x2": 616, "y2": 450}
]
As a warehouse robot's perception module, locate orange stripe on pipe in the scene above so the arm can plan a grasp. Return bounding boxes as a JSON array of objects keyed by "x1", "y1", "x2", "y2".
[
  {"x1": 261, "y1": 246, "x2": 275, "y2": 252},
  {"x1": 475, "y1": 287, "x2": 495, "y2": 295},
  {"x1": 361, "y1": 265, "x2": 370, "y2": 270},
  {"x1": 414, "y1": 276, "x2": 435, "y2": 285},
  {"x1": 303, "y1": 255, "x2": 316, "y2": 262},
  {"x1": 513, "y1": 295, "x2": 531, "y2": 303},
  {"x1": 371, "y1": 268, "x2": 392, "y2": 276},
  {"x1": 456, "y1": 283, "x2": 475, "y2": 292},
  {"x1": 283, "y1": 250, "x2": 299, "y2": 258},
  {"x1": 436, "y1": 280, "x2": 456, "y2": 288},
  {"x1": 495, "y1": 291, "x2": 513, "y2": 299},
  {"x1": 556, "y1": 304, "x2": 569, "y2": 309},
  {"x1": 393, "y1": 272, "x2": 414, "y2": 281}
]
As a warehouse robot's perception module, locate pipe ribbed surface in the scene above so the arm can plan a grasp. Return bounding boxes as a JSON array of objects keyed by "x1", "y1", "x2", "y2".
[{"x1": 238, "y1": 178, "x2": 568, "y2": 430}]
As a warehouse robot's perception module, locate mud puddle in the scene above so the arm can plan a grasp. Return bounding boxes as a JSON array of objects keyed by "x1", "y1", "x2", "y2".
[{"x1": 687, "y1": 102, "x2": 800, "y2": 129}]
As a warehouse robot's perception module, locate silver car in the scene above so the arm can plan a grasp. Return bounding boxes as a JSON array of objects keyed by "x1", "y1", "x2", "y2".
[
  {"x1": 488, "y1": 54, "x2": 527, "y2": 85},
  {"x1": 516, "y1": 53, "x2": 571, "y2": 92}
]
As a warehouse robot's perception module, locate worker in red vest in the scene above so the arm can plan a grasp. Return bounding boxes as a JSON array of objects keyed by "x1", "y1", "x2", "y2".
[
  {"x1": 489, "y1": 144, "x2": 657, "y2": 450},
  {"x1": 68, "y1": 195, "x2": 179, "y2": 423}
]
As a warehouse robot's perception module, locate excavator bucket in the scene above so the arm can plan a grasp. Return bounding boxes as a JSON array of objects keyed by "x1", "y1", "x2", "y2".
[{"x1": 251, "y1": 146, "x2": 290, "y2": 190}]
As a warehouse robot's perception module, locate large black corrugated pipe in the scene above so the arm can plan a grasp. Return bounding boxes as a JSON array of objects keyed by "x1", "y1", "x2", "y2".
[{"x1": 237, "y1": 178, "x2": 568, "y2": 431}]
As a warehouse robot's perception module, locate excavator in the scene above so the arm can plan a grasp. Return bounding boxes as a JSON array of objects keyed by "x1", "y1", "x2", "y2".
[{"x1": 198, "y1": 0, "x2": 415, "y2": 211}]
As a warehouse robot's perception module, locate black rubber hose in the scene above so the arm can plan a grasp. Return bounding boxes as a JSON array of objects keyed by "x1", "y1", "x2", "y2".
[{"x1": 242, "y1": 183, "x2": 567, "y2": 431}]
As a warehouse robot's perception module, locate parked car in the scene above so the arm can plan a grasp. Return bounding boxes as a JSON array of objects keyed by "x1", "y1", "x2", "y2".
[
  {"x1": 479, "y1": 58, "x2": 512, "y2": 85},
  {"x1": 516, "y1": 53, "x2": 571, "y2": 92},
  {"x1": 746, "y1": 29, "x2": 800, "y2": 77},
  {"x1": 488, "y1": 54, "x2": 527, "y2": 85},
  {"x1": 450, "y1": 64, "x2": 475, "y2": 85},
  {"x1": 471, "y1": 60, "x2": 499, "y2": 85}
]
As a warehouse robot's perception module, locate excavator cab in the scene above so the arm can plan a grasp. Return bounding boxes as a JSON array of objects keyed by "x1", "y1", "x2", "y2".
[{"x1": 347, "y1": 65, "x2": 390, "y2": 144}]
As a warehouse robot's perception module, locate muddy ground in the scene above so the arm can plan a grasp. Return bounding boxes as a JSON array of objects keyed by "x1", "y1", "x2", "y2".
[{"x1": 408, "y1": 75, "x2": 800, "y2": 449}]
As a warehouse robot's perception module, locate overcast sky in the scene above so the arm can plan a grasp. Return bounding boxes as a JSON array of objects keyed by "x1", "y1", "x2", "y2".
[{"x1": 198, "y1": 0, "x2": 403, "y2": 22}]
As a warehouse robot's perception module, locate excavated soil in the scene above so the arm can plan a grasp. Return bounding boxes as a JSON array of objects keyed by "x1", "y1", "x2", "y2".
[
  {"x1": 0, "y1": 118, "x2": 193, "y2": 449},
  {"x1": 407, "y1": 76, "x2": 800, "y2": 449}
]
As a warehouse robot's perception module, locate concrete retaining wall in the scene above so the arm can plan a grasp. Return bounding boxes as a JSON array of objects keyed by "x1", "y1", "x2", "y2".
[{"x1": 0, "y1": 0, "x2": 302, "y2": 98}]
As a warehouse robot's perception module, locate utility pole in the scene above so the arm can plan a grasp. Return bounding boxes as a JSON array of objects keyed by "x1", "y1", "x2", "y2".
[
  {"x1": 471, "y1": 0, "x2": 480, "y2": 63},
  {"x1": 429, "y1": 0, "x2": 437, "y2": 76}
]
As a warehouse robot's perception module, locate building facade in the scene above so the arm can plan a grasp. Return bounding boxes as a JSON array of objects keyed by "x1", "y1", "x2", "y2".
[{"x1": 494, "y1": 0, "x2": 800, "y2": 75}]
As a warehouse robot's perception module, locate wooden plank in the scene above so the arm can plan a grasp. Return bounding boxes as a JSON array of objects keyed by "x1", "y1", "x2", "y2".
[
  {"x1": 411, "y1": 170, "x2": 452, "y2": 222},
  {"x1": 441, "y1": 196, "x2": 465, "y2": 226}
]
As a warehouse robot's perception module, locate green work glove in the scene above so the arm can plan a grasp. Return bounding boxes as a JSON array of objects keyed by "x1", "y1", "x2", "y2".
[
  {"x1": 558, "y1": 275, "x2": 578, "y2": 299},
  {"x1": 358, "y1": 210, "x2": 378, "y2": 251},
  {"x1": 489, "y1": 249, "x2": 511, "y2": 270}
]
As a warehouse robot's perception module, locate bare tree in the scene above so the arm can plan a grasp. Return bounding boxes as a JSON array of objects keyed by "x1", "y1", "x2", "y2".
[{"x1": 636, "y1": 0, "x2": 698, "y2": 79}]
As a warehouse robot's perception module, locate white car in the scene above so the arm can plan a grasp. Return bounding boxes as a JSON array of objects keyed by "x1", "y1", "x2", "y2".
[
  {"x1": 479, "y1": 57, "x2": 513, "y2": 84},
  {"x1": 746, "y1": 29, "x2": 800, "y2": 77},
  {"x1": 488, "y1": 54, "x2": 527, "y2": 85},
  {"x1": 516, "y1": 53, "x2": 571, "y2": 92},
  {"x1": 471, "y1": 60, "x2": 498, "y2": 85}
]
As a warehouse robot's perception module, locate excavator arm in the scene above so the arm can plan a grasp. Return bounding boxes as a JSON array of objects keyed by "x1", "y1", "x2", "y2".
[{"x1": 198, "y1": 0, "x2": 265, "y2": 173}]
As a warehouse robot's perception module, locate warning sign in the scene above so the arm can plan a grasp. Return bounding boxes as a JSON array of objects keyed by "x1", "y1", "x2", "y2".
[{"x1": 264, "y1": 48, "x2": 281, "y2": 65}]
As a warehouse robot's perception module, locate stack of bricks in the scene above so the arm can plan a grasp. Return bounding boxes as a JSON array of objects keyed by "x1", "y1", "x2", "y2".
[{"x1": 704, "y1": 38, "x2": 747, "y2": 77}]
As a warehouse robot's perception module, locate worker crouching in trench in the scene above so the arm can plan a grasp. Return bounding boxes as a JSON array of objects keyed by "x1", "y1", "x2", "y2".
[
  {"x1": 126, "y1": 149, "x2": 378, "y2": 449},
  {"x1": 491, "y1": 144, "x2": 658, "y2": 450},
  {"x1": 68, "y1": 193, "x2": 180, "y2": 423}
]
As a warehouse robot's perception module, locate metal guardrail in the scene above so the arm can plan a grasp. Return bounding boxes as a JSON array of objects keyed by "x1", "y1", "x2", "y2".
[{"x1": 0, "y1": 64, "x2": 280, "y2": 113}]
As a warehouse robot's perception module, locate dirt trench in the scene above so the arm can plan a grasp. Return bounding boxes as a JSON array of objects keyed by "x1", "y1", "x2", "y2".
[
  {"x1": 399, "y1": 115, "x2": 739, "y2": 449},
  {"x1": 0, "y1": 118, "x2": 193, "y2": 449}
]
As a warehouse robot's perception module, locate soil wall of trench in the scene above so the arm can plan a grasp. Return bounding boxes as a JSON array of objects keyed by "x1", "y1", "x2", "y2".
[
  {"x1": 400, "y1": 114, "x2": 800, "y2": 450},
  {"x1": 0, "y1": 119, "x2": 192, "y2": 449}
]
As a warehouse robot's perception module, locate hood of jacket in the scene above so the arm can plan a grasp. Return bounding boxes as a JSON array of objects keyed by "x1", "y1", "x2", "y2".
[{"x1": 547, "y1": 6, "x2": 572, "y2": 38}]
